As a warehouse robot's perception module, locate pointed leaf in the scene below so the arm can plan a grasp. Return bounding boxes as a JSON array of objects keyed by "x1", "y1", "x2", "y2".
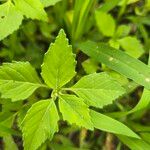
[
  {"x1": 118, "y1": 135, "x2": 150, "y2": 150},
  {"x1": 0, "y1": 1, "x2": 23, "y2": 40},
  {"x1": 22, "y1": 100, "x2": 59, "y2": 150},
  {"x1": 41, "y1": 29, "x2": 76, "y2": 89},
  {"x1": 79, "y1": 41, "x2": 150, "y2": 90},
  {"x1": 59, "y1": 94, "x2": 93, "y2": 130},
  {"x1": 71, "y1": 73, "x2": 125, "y2": 108},
  {"x1": 90, "y1": 110, "x2": 140, "y2": 139},
  {"x1": 0, "y1": 62, "x2": 45, "y2": 101},
  {"x1": 14, "y1": 0, "x2": 47, "y2": 21}
]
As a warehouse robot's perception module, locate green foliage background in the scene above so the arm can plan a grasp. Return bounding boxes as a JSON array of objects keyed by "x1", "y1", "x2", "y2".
[{"x1": 0, "y1": 0, "x2": 150, "y2": 150}]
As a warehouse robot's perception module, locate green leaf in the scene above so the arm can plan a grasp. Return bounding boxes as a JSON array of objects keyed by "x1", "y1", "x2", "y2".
[
  {"x1": 98, "y1": 0, "x2": 120, "y2": 12},
  {"x1": 40, "y1": 0, "x2": 61, "y2": 7},
  {"x1": 119, "y1": 0, "x2": 139, "y2": 5},
  {"x1": 79, "y1": 41, "x2": 150, "y2": 90},
  {"x1": 82, "y1": 59, "x2": 98, "y2": 74},
  {"x1": 140, "y1": 133, "x2": 150, "y2": 144},
  {"x1": 59, "y1": 94, "x2": 93, "y2": 130},
  {"x1": 90, "y1": 110, "x2": 140, "y2": 139},
  {"x1": 95, "y1": 11, "x2": 115, "y2": 37},
  {"x1": 72, "y1": 0, "x2": 95, "y2": 41},
  {"x1": 0, "y1": 1, "x2": 23, "y2": 40},
  {"x1": 50, "y1": 143, "x2": 87, "y2": 150},
  {"x1": 0, "y1": 115, "x2": 19, "y2": 150},
  {"x1": 14, "y1": 0, "x2": 48, "y2": 21},
  {"x1": 41, "y1": 29, "x2": 76, "y2": 89},
  {"x1": 118, "y1": 36, "x2": 144, "y2": 58},
  {"x1": 103, "y1": 75, "x2": 150, "y2": 117},
  {"x1": 0, "y1": 111, "x2": 14, "y2": 123},
  {"x1": 0, "y1": 62, "x2": 44, "y2": 101},
  {"x1": 71, "y1": 73, "x2": 125, "y2": 108},
  {"x1": 128, "y1": 53, "x2": 150, "y2": 114},
  {"x1": 0, "y1": 124, "x2": 20, "y2": 136},
  {"x1": 3, "y1": 135, "x2": 18, "y2": 150},
  {"x1": 129, "y1": 89, "x2": 150, "y2": 114},
  {"x1": 1, "y1": 99, "x2": 22, "y2": 112},
  {"x1": 118, "y1": 135, "x2": 150, "y2": 150},
  {"x1": 22, "y1": 100, "x2": 59, "y2": 150},
  {"x1": 127, "y1": 121, "x2": 150, "y2": 133},
  {"x1": 17, "y1": 106, "x2": 29, "y2": 130},
  {"x1": 115, "y1": 25, "x2": 131, "y2": 38},
  {"x1": 80, "y1": 55, "x2": 150, "y2": 118},
  {"x1": 0, "y1": 116, "x2": 17, "y2": 136},
  {"x1": 109, "y1": 39, "x2": 120, "y2": 49}
]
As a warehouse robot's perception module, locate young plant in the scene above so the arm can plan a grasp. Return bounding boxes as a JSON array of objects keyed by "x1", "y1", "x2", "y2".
[{"x1": 0, "y1": 29, "x2": 140, "y2": 150}]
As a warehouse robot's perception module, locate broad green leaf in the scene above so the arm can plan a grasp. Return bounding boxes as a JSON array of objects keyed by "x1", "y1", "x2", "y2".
[
  {"x1": 79, "y1": 41, "x2": 150, "y2": 90},
  {"x1": 41, "y1": 29, "x2": 76, "y2": 89},
  {"x1": 22, "y1": 100, "x2": 59, "y2": 150},
  {"x1": 118, "y1": 135, "x2": 150, "y2": 150},
  {"x1": 95, "y1": 11, "x2": 115, "y2": 37},
  {"x1": 59, "y1": 94, "x2": 93, "y2": 130},
  {"x1": 0, "y1": 62, "x2": 45, "y2": 101},
  {"x1": 71, "y1": 73, "x2": 125, "y2": 108},
  {"x1": 0, "y1": 1, "x2": 23, "y2": 40},
  {"x1": 14, "y1": 0, "x2": 47, "y2": 21},
  {"x1": 41, "y1": 0, "x2": 61, "y2": 7},
  {"x1": 118, "y1": 36, "x2": 144, "y2": 58},
  {"x1": 90, "y1": 110, "x2": 140, "y2": 139}
]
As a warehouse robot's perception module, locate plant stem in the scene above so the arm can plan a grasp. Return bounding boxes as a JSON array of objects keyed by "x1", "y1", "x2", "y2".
[
  {"x1": 79, "y1": 128, "x2": 87, "y2": 148},
  {"x1": 105, "y1": 133, "x2": 115, "y2": 150}
]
